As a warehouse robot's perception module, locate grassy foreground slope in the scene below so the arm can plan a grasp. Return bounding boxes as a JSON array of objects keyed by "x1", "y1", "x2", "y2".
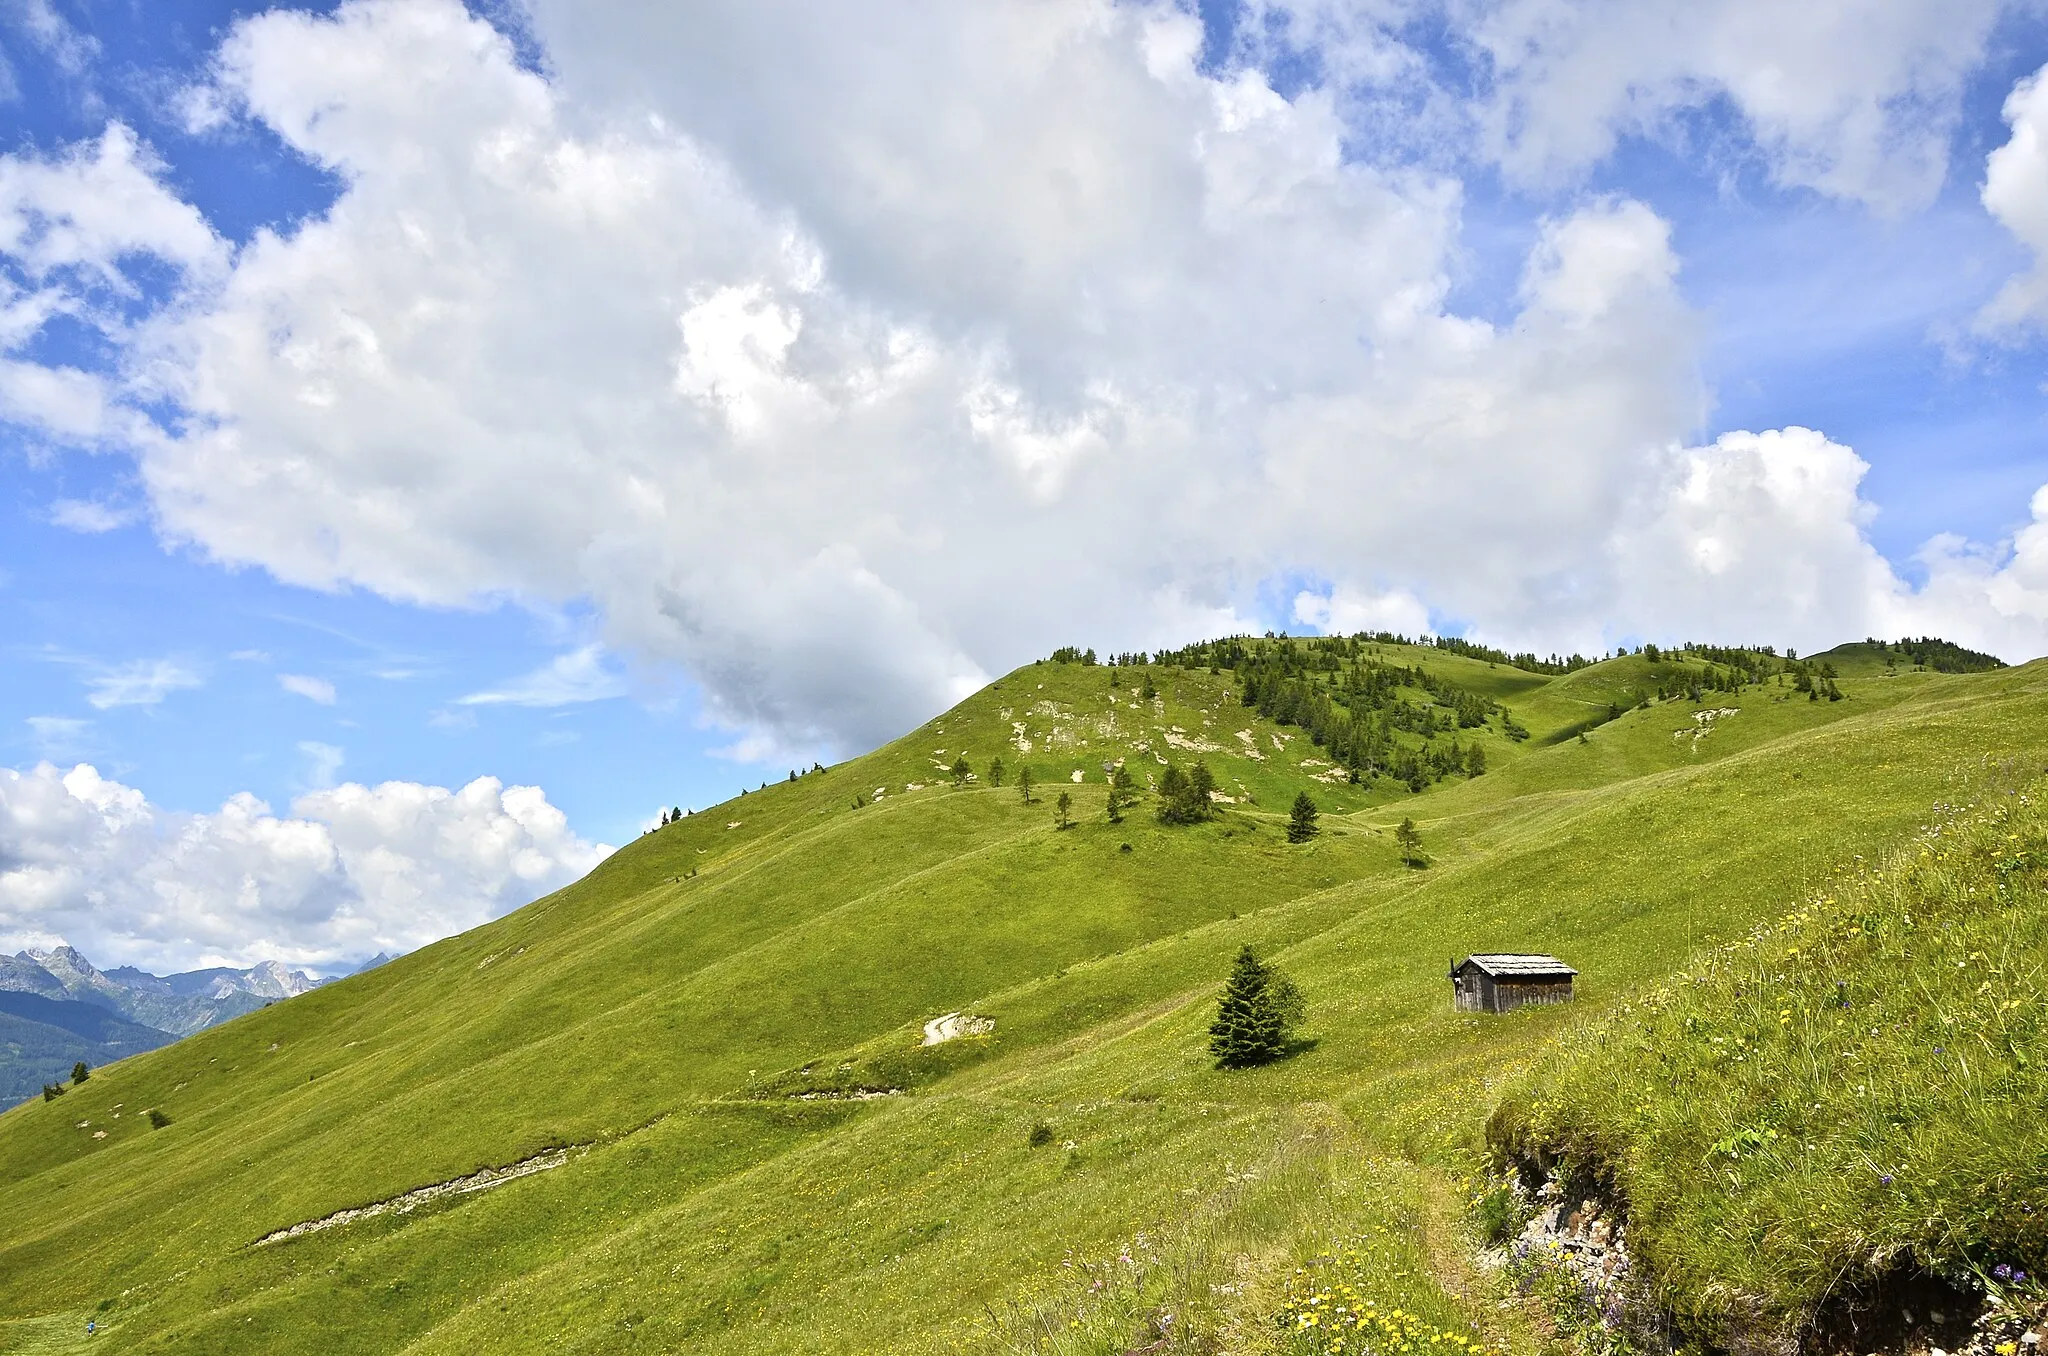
[
  {"x1": 0, "y1": 642, "x2": 2043, "y2": 1354},
  {"x1": 1491, "y1": 767, "x2": 2048, "y2": 1351}
]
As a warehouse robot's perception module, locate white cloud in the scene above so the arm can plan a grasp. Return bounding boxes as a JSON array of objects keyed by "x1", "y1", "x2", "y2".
[
  {"x1": 83, "y1": 658, "x2": 201, "y2": 710},
  {"x1": 1606, "y1": 427, "x2": 2048, "y2": 658},
  {"x1": 10, "y1": 0, "x2": 101, "y2": 79},
  {"x1": 24, "y1": 715, "x2": 90, "y2": 760},
  {"x1": 0, "y1": 359, "x2": 109, "y2": 440},
  {"x1": 1453, "y1": 0, "x2": 2009, "y2": 212},
  {"x1": 1980, "y1": 61, "x2": 2048, "y2": 331},
  {"x1": 296, "y1": 740, "x2": 345, "y2": 788},
  {"x1": 0, "y1": 0, "x2": 2042, "y2": 771},
  {"x1": 278, "y1": 672, "x2": 337, "y2": 704},
  {"x1": 1293, "y1": 586, "x2": 1432, "y2": 637},
  {"x1": 49, "y1": 497, "x2": 132, "y2": 533},
  {"x1": 0, "y1": 121, "x2": 220, "y2": 283},
  {"x1": 0, "y1": 762, "x2": 610, "y2": 971},
  {"x1": 458, "y1": 645, "x2": 626, "y2": 707}
]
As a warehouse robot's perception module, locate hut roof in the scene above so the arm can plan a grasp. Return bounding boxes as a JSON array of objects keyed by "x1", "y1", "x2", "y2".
[{"x1": 1456, "y1": 953, "x2": 1576, "y2": 978}]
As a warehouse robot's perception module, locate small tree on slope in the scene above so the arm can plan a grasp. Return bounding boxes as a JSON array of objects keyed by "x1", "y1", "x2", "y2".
[
  {"x1": 1105, "y1": 764, "x2": 1137, "y2": 824},
  {"x1": 1395, "y1": 816, "x2": 1427, "y2": 867},
  {"x1": 1287, "y1": 791, "x2": 1320, "y2": 843},
  {"x1": 1209, "y1": 946, "x2": 1286, "y2": 1068}
]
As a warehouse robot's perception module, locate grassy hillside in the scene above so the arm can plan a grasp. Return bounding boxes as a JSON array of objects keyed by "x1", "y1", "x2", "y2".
[
  {"x1": 1489, "y1": 768, "x2": 2048, "y2": 1352},
  {"x1": 0, "y1": 640, "x2": 2043, "y2": 1354}
]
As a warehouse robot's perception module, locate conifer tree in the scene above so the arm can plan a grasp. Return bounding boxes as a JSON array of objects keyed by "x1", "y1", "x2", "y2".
[
  {"x1": 71, "y1": 1061, "x2": 89, "y2": 1084},
  {"x1": 988, "y1": 756, "x2": 1006, "y2": 787},
  {"x1": 1017, "y1": 766, "x2": 1034, "y2": 804},
  {"x1": 1287, "y1": 791, "x2": 1319, "y2": 843},
  {"x1": 1158, "y1": 762, "x2": 1219, "y2": 824},
  {"x1": 950, "y1": 755, "x2": 971, "y2": 786},
  {"x1": 1208, "y1": 946, "x2": 1285, "y2": 1067},
  {"x1": 1055, "y1": 790, "x2": 1073, "y2": 829},
  {"x1": 1465, "y1": 744, "x2": 1486, "y2": 778},
  {"x1": 1104, "y1": 764, "x2": 1137, "y2": 824}
]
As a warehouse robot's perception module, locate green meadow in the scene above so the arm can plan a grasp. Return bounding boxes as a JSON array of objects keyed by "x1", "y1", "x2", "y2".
[{"x1": 1, "y1": 637, "x2": 2043, "y2": 1354}]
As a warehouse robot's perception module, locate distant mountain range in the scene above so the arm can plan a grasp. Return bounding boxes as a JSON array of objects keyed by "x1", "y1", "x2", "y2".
[
  {"x1": 0, "y1": 946, "x2": 327, "y2": 1036},
  {"x1": 0, "y1": 945, "x2": 356, "y2": 1105}
]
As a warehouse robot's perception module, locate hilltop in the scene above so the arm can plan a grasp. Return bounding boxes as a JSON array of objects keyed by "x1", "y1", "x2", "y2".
[{"x1": 0, "y1": 634, "x2": 2042, "y2": 1355}]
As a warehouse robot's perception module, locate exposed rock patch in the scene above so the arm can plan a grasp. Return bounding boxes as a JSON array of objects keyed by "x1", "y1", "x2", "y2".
[
  {"x1": 253, "y1": 1146, "x2": 579, "y2": 1247},
  {"x1": 921, "y1": 1012, "x2": 994, "y2": 1046}
]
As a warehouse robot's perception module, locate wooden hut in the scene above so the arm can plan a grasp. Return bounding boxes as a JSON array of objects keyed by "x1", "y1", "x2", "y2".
[{"x1": 1450, "y1": 954, "x2": 1575, "y2": 1014}]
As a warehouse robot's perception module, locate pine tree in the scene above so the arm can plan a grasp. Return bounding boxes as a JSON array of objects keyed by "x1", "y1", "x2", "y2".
[
  {"x1": 1160, "y1": 763, "x2": 1219, "y2": 824},
  {"x1": 1017, "y1": 766, "x2": 1034, "y2": 804},
  {"x1": 1465, "y1": 744, "x2": 1487, "y2": 778},
  {"x1": 1055, "y1": 790, "x2": 1073, "y2": 829},
  {"x1": 71, "y1": 1061, "x2": 89, "y2": 1084},
  {"x1": 1287, "y1": 791, "x2": 1319, "y2": 843},
  {"x1": 1208, "y1": 946, "x2": 1285, "y2": 1068},
  {"x1": 1104, "y1": 764, "x2": 1137, "y2": 824},
  {"x1": 988, "y1": 756, "x2": 1006, "y2": 787},
  {"x1": 950, "y1": 755, "x2": 971, "y2": 786}
]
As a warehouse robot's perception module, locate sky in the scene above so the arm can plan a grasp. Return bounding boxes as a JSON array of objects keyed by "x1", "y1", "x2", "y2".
[{"x1": 4, "y1": 0, "x2": 2048, "y2": 975}]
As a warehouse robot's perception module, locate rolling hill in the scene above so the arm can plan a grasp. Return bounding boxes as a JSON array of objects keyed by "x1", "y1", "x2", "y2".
[{"x1": 0, "y1": 636, "x2": 2042, "y2": 1355}]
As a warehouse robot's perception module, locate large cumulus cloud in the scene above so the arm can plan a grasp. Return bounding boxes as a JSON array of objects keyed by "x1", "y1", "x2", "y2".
[
  {"x1": 0, "y1": 0, "x2": 2044, "y2": 767},
  {"x1": 0, "y1": 762, "x2": 610, "y2": 972}
]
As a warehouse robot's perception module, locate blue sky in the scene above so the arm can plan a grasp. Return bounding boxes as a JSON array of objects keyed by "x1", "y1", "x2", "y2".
[{"x1": 3, "y1": 0, "x2": 2048, "y2": 970}]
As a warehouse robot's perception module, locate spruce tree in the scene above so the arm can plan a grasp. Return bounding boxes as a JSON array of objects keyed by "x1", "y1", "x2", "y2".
[
  {"x1": 1157, "y1": 764, "x2": 1190, "y2": 822},
  {"x1": 1055, "y1": 790, "x2": 1073, "y2": 829},
  {"x1": 1187, "y1": 763, "x2": 1217, "y2": 819},
  {"x1": 1208, "y1": 946, "x2": 1284, "y2": 1068},
  {"x1": 71, "y1": 1061, "x2": 89, "y2": 1084},
  {"x1": 1287, "y1": 791, "x2": 1319, "y2": 843},
  {"x1": 988, "y1": 756, "x2": 1006, "y2": 787},
  {"x1": 950, "y1": 755, "x2": 971, "y2": 786},
  {"x1": 1017, "y1": 766, "x2": 1034, "y2": 803}
]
